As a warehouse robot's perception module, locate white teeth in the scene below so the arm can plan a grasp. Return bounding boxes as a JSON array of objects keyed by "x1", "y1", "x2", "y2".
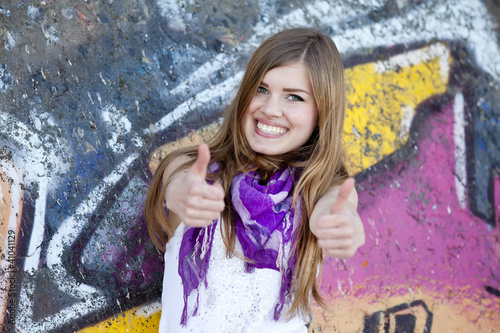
[{"x1": 257, "y1": 122, "x2": 286, "y2": 134}]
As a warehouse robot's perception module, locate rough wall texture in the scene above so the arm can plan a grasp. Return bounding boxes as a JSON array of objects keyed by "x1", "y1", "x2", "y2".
[{"x1": 0, "y1": 0, "x2": 499, "y2": 332}]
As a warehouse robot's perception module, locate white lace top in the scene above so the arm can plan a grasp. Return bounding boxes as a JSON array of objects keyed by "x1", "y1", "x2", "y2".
[{"x1": 158, "y1": 221, "x2": 308, "y2": 333}]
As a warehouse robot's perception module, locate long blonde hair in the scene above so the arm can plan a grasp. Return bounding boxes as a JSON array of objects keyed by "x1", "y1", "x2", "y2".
[{"x1": 144, "y1": 27, "x2": 348, "y2": 318}]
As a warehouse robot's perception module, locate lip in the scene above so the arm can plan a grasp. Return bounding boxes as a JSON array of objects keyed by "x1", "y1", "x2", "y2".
[{"x1": 254, "y1": 119, "x2": 288, "y2": 138}]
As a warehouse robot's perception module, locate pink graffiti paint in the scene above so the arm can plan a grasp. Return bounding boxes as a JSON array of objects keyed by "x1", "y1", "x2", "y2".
[
  {"x1": 495, "y1": 174, "x2": 500, "y2": 226},
  {"x1": 321, "y1": 99, "x2": 500, "y2": 310}
]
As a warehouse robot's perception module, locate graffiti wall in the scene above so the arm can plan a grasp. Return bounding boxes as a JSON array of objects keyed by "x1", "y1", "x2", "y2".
[{"x1": 0, "y1": 0, "x2": 499, "y2": 332}]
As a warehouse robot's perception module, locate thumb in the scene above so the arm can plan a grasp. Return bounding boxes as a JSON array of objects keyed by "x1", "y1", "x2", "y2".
[
  {"x1": 190, "y1": 143, "x2": 211, "y2": 179},
  {"x1": 330, "y1": 178, "x2": 355, "y2": 214}
]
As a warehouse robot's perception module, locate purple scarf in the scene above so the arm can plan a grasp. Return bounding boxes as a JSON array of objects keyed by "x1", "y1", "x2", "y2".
[{"x1": 178, "y1": 166, "x2": 301, "y2": 325}]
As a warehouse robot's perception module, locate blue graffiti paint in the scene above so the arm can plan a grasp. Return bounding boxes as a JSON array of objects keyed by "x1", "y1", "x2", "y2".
[{"x1": 470, "y1": 74, "x2": 500, "y2": 225}]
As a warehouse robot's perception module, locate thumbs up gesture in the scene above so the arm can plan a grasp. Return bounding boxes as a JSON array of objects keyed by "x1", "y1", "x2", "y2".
[
  {"x1": 312, "y1": 178, "x2": 364, "y2": 258},
  {"x1": 165, "y1": 143, "x2": 225, "y2": 227}
]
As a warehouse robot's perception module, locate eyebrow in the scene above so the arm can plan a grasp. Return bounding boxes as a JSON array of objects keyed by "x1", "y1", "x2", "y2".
[{"x1": 260, "y1": 82, "x2": 311, "y2": 95}]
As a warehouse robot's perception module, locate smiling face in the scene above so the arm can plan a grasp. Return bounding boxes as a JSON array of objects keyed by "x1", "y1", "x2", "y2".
[{"x1": 242, "y1": 62, "x2": 318, "y2": 156}]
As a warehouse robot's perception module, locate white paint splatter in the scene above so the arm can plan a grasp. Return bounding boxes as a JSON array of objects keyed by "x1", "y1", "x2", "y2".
[
  {"x1": 27, "y1": 6, "x2": 42, "y2": 22},
  {"x1": 23, "y1": 177, "x2": 47, "y2": 272},
  {"x1": 61, "y1": 7, "x2": 74, "y2": 20},
  {"x1": 169, "y1": 53, "x2": 238, "y2": 96},
  {"x1": 0, "y1": 112, "x2": 69, "y2": 185},
  {"x1": 32, "y1": 117, "x2": 42, "y2": 131},
  {"x1": 5, "y1": 31, "x2": 15, "y2": 50},
  {"x1": 42, "y1": 25, "x2": 59, "y2": 42},
  {"x1": 131, "y1": 136, "x2": 143, "y2": 148},
  {"x1": 87, "y1": 91, "x2": 94, "y2": 104},
  {"x1": 0, "y1": 7, "x2": 11, "y2": 16},
  {"x1": 101, "y1": 105, "x2": 144, "y2": 152},
  {"x1": 374, "y1": 43, "x2": 451, "y2": 84},
  {"x1": 145, "y1": 71, "x2": 243, "y2": 135},
  {"x1": 156, "y1": 0, "x2": 191, "y2": 32},
  {"x1": 304, "y1": 0, "x2": 382, "y2": 28},
  {"x1": 399, "y1": 105, "x2": 415, "y2": 139},
  {"x1": 99, "y1": 72, "x2": 107, "y2": 85},
  {"x1": 453, "y1": 92, "x2": 467, "y2": 208},
  {"x1": 0, "y1": 63, "x2": 15, "y2": 90},
  {"x1": 102, "y1": 106, "x2": 132, "y2": 132},
  {"x1": 97, "y1": 92, "x2": 102, "y2": 107}
]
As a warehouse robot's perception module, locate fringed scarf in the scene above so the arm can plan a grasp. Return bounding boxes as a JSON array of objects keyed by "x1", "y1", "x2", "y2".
[{"x1": 178, "y1": 165, "x2": 301, "y2": 326}]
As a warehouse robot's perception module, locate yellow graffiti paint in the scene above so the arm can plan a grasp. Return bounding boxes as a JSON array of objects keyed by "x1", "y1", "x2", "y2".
[
  {"x1": 344, "y1": 43, "x2": 451, "y2": 174},
  {"x1": 309, "y1": 285, "x2": 500, "y2": 333},
  {"x1": 77, "y1": 303, "x2": 161, "y2": 333}
]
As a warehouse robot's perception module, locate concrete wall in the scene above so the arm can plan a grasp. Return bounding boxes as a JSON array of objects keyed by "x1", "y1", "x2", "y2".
[{"x1": 0, "y1": 0, "x2": 499, "y2": 332}]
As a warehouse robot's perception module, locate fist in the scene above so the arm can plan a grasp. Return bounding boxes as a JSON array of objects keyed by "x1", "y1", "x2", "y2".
[
  {"x1": 315, "y1": 178, "x2": 358, "y2": 258},
  {"x1": 165, "y1": 143, "x2": 225, "y2": 227}
]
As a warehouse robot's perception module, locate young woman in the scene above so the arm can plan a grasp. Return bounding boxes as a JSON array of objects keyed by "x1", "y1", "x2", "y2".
[{"x1": 145, "y1": 27, "x2": 365, "y2": 332}]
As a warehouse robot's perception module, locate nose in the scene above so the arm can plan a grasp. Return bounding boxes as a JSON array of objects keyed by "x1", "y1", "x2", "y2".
[{"x1": 260, "y1": 97, "x2": 283, "y2": 117}]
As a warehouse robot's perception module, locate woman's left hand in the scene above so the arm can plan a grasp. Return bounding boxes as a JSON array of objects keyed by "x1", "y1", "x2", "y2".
[{"x1": 311, "y1": 178, "x2": 365, "y2": 258}]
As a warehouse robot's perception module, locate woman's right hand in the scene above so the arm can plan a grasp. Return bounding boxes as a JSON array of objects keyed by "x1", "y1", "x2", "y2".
[{"x1": 165, "y1": 143, "x2": 225, "y2": 227}]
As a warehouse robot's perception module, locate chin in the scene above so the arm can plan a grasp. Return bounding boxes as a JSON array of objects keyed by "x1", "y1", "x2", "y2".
[{"x1": 250, "y1": 145, "x2": 288, "y2": 157}]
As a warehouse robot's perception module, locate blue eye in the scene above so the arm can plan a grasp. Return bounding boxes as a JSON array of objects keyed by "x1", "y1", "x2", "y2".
[
  {"x1": 288, "y1": 94, "x2": 304, "y2": 102},
  {"x1": 257, "y1": 86, "x2": 268, "y2": 94}
]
